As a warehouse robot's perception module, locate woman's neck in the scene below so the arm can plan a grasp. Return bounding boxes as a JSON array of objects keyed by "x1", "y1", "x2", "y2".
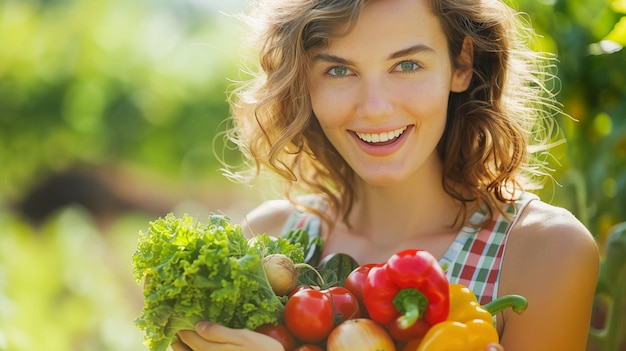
[{"x1": 346, "y1": 166, "x2": 464, "y2": 243}]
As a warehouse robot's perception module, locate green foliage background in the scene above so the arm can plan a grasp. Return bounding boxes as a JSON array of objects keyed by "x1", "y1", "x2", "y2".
[{"x1": 0, "y1": 0, "x2": 624, "y2": 350}]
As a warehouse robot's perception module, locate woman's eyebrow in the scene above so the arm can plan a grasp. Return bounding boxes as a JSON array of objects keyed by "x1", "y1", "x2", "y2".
[
  {"x1": 388, "y1": 43, "x2": 435, "y2": 60},
  {"x1": 311, "y1": 53, "x2": 355, "y2": 66}
]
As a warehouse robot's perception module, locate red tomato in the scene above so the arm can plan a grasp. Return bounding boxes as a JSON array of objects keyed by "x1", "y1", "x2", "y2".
[
  {"x1": 386, "y1": 317, "x2": 431, "y2": 342},
  {"x1": 326, "y1": 286, "x2": 361, "y2": 322},
  {"x1": 344, "y1": 264, "x2": 379, "y2": 303},
  {"x1": 284, "y1": 289, "x2": 335, "y2": 343},
  {"x1": 293, "y1": 345, "x2": 325, "y2": 351},
  {"x1": 255, "y1": 324, "x2": 298, "y2": 351}
]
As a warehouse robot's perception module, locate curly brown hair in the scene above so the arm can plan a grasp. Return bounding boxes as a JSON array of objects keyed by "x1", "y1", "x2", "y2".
[{"x1": 223, "y1": 0, "x2": 560, "y2": 227}]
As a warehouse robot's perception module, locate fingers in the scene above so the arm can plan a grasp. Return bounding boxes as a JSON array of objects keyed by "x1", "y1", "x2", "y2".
[
  {"x1": 486, "y1": 343, "x2": 505, "y2": 351},
  {"x1": 178, "y1": 324, "x2": 247, "y2": 351},
  {"x1": 198, "y1": 322, "x2": 282, "y2": 346},
  {"x1": 178, "y1": 322, "x2": 284, "y2": 351},
  {"x1": 194, "y1": 322, "x2": 244, "y2": 344},
  {"x1": 177, "y1": 329, "x2": 226, "y2": 350},
  {"x1": 171, "y1": 340, "x2": 192, "y2": 351}
]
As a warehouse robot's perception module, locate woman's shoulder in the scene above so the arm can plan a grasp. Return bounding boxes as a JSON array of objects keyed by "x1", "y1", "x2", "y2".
[
  {"x1": 241, "y1": 199, "x2": 296, "y2": 237},
  {"x1": 241, "y1": 194, "x2": 327, "y2": 237},
  {"x1": 507, "y1": 199, "x2": 598, "y2": 267},
  {"x1": 513, "y1": 199, "x2": 596, "y2": 247}
]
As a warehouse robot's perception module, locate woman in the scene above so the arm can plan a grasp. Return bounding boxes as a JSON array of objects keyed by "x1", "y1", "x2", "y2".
[{"x1": 175, "y1": 0, "x2": 599, "y2": 349}]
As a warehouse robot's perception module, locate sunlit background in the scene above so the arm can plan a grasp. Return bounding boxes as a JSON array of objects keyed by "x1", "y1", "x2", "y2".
[{"x1": 0, "y1": 0, "x2": 624, "y2": 350}]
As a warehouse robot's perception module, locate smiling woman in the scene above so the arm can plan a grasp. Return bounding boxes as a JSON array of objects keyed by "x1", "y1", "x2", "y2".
[{"x1": 173, "y1": 0, "x2": 600, "y2": 350}]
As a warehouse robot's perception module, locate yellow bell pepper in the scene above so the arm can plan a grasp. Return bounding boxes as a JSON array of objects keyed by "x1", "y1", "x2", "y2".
[
  {"x1": 446, "y1": 284, "x2": 493, "y2": 324},
  {"x1": 412, "y1": 284, "x2": 528, "y2": 351},
  {"x1": 415, "y1": 319, "x2": 498, "y2": 351}
]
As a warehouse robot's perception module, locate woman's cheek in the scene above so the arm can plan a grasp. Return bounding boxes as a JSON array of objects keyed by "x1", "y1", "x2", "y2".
[{"x1": 311, "y1": 88, "x2": 354, "y2": 126}]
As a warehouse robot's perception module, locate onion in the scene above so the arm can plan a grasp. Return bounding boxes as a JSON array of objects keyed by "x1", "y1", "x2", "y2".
[
  {"x1": 327, "y1": 318, "x2": 396, "y2": 351},
  {"x1": 263, "y1": 253, "x2": 298, "y2": 296}
]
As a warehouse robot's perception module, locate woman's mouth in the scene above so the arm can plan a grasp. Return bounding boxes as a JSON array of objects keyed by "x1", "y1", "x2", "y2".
[{"x1": 355, "y1": 126, "x2": 408, "y2": 145}]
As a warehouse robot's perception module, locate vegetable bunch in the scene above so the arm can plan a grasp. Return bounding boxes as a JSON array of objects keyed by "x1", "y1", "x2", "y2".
[
  {"x1": 132, "y1": 214, "x2": 304, "y2": 351},
  {"x1": 132, "y1": 213, "x2": 528, "y2": 351}
]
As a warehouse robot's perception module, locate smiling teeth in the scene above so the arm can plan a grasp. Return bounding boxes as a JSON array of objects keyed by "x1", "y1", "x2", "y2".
[{"x1": 356, "y1": 126, "x2": 407, "y2": 143}]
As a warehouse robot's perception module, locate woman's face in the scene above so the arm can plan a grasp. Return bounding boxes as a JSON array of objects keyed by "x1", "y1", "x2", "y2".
[{"x1": 307, "y1": 0, "x2": 472, "y2": 186}]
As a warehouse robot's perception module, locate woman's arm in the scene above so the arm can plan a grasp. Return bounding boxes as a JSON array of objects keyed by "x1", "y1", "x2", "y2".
[{"x1": 498, "y1": 201, "x2": 600, "y2": 350}]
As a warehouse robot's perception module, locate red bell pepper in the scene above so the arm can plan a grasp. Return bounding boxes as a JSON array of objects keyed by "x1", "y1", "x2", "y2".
[{"x1": 363, "y1": 249, "x2": 450, "y2": 332}]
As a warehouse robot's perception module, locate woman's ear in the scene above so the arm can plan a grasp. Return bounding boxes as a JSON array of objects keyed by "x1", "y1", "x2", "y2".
[{"x1": 451, "y1": 37, "x2": 474, "y2": 93}]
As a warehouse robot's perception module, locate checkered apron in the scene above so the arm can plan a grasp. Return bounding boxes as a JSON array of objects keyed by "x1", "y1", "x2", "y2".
[{"x1": 440, "y1": 193, "x2": 537, "y2": 305}]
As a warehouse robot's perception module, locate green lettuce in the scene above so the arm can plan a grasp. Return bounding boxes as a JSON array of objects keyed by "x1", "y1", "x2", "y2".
[{"x1": 132, "y1": 214, "x2": 304, "y2": 351}]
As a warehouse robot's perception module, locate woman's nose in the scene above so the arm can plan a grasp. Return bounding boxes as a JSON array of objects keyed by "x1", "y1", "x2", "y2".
[{"x1": 355, "y1": 77, "x2": 393, "y2": 120}]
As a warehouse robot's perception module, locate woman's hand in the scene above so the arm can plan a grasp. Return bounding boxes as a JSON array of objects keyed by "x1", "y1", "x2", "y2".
[
  {"x1": 172, "y1": 322, "x2": 284, "y2": 351},
  {"x1": 486, "y1": 344, "x2": 504, "y2": 351}
]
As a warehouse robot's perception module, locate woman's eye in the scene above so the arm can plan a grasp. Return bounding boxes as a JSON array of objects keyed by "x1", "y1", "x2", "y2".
[
  {"x1": 395, "y1": 61, "x2": 419, "y2": 73},
  {"x1": 328, "y1": 66, "x2": 351, "y2": 77}
]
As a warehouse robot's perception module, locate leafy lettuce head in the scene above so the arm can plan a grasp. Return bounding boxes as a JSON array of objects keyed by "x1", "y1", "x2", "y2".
[{"x1": 132, "y1": 214, "x2": 303, "y2": 351}]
